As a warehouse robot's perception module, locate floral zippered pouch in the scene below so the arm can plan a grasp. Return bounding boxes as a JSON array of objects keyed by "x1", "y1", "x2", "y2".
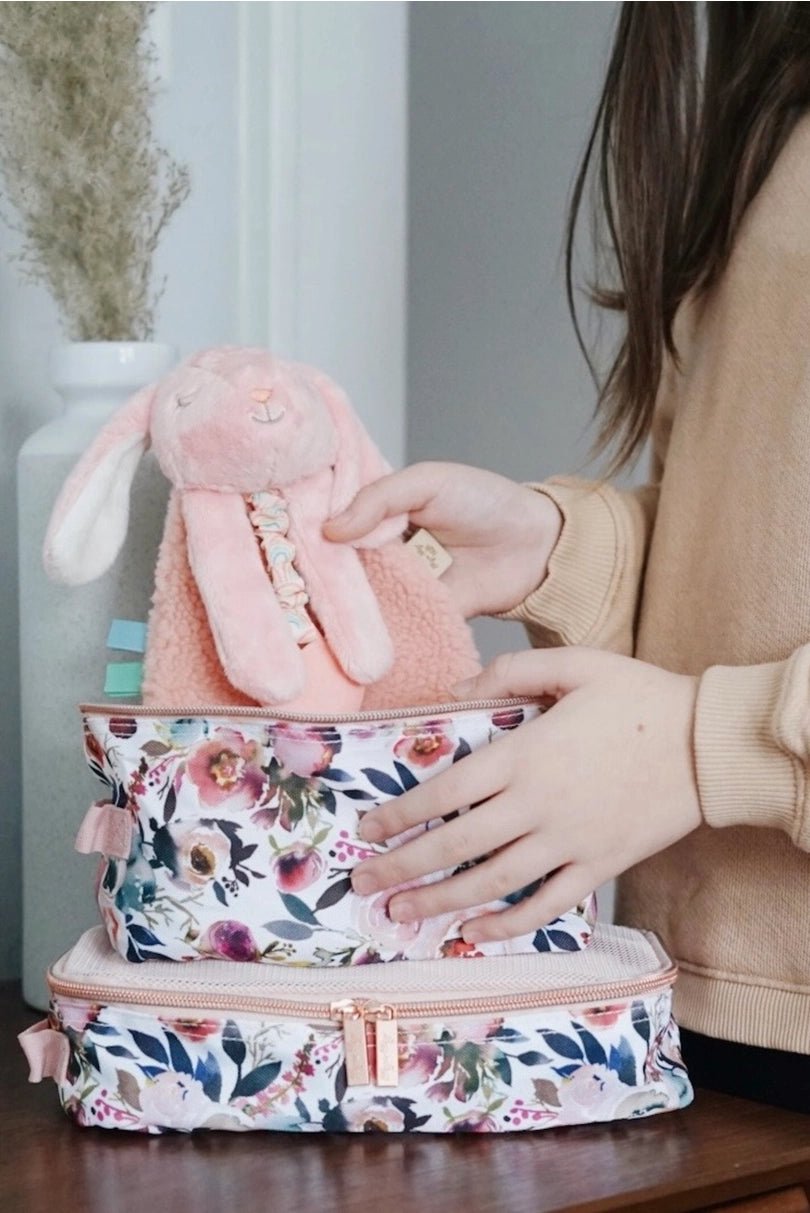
[
  {"x1": 77, "y1": 698, "x2": 596, "y2": 967},
  {"x1": 20, "y1": 923, "x2": 692, "y2": 1134}
]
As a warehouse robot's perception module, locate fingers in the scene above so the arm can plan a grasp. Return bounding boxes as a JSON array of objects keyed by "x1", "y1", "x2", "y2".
[
  {"x1": 352, "y1": 794, "x2": 518, "y2": 899},
  {"x1": 453, "y1": 647, "x2": 612, "y2": 703},
  {"x1": 385, "y1": 834, "x2": 546, "y2": 923},
  {"x1": 323, "y1": 464, "x2": 439, "y2": 542},
  {"x1": 461, "y1": 863, "x2": 595, "y2": 943},
  {"x1": 355, "y1": 736, "x2": 511, "y2": 848}
]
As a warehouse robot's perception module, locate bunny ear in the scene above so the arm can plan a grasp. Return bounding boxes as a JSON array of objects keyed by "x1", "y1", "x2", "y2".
[
  {"x1": 43, "y1": 383, "x2": 155, "y2": 585},
  {"x1": 317, "y1": 373, "x2": 407, "y2": 546}
]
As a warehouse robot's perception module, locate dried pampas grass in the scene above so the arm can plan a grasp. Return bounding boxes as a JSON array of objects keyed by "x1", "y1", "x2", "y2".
[{"x1": 0, "y1": 2, "x2": 190, "y2": 340}]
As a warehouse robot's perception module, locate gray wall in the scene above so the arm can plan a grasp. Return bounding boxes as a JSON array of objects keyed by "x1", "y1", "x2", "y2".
[{"x1": 408, "y1": 2, "x2": 621, "y2": 661}]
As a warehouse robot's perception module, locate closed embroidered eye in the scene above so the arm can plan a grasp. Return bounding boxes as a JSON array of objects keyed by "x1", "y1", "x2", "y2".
[{"x1": 175, "y1": 394, "x2": 194, "y2": 409}]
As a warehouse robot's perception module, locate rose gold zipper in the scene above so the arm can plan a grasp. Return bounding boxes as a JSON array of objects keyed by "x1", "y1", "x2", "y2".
[
  {"x1": 79, "y1": 697, "x2": 538, "y2": 726},
  {"x1": 48, "y1": 965, "x2": 677, "y2": 1090}
]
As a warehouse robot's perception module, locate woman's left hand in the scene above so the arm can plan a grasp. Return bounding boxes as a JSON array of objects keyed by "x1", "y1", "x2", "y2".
[{"x1": 351, "y1": 647, "x2": 702, "y2": 942}]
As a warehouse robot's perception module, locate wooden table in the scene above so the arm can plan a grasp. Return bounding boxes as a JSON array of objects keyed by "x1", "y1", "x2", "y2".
[{"x1": 3, "y1": 982, "x2": 810, "y2": 1213}]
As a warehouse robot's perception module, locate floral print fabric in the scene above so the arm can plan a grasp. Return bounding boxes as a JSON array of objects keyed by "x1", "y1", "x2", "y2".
[
  {"x1": 246, "y1": 490, "x2": 318, "y2": 646},
  {"x1": 82, "y1": 704, "x2": 596, "y2": 966},
  {"x1": 49, "y1": 987, "x2": 691, "y2": 1134}
]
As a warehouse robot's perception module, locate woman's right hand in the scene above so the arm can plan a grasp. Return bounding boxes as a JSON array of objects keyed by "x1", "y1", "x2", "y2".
[{"x1": 323, "y1": 461, "x2": 563, "y2": 618}]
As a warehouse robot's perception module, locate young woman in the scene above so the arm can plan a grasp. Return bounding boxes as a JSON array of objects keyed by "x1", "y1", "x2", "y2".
[{"x1": 326, "y1": 3, "x2": 810, "y2": 1113}]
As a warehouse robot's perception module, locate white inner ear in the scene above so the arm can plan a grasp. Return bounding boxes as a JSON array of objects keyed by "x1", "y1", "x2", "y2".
[{"x1": 48, "y1": 437, "x2": 147, "y2": 585}]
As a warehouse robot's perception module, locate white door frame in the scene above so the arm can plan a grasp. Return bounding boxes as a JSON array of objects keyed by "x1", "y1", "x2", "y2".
[{"x1": 236, "y1": 1, "x2": 407, "y2": 465}]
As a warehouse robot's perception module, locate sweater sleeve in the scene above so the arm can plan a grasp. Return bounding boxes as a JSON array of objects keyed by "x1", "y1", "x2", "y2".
[
  {"x1": 695, "y1": 646, "x2": 810, "y2": 851},
  {"x1": 496, "y1": 477, "x2": 659, "y2": 656}
]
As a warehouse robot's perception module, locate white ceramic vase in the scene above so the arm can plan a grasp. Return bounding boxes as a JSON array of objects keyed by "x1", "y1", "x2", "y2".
[{"x1": 18, "y1": 342, "x2": 175, "y2": 1008}]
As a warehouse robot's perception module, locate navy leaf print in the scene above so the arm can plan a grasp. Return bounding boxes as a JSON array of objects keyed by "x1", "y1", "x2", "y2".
[
  {"x1": 334, "y1": 1062, "x2": 348, "y2": 1105},
  {"x1": 342, "y1": 789, "x2": 376, "y2": 801},
  {"x1": 552, "y1": 1063, "x2": 580, "y2": 1079},
  {"x1": 87, "y1": 1022, "x2": 120, "y2": 1037},
  {"x1": 129, "y1": 924, "x2": 162, "y2": 948},
  {"x1": 608, "y1": 1037, "x2": 637, "y2": 1086},
  {"x1": 361, "y1": 768, "x2": 404, "y2": 797},
  {"x1": 573, "y1": 1025, "x2": 608, "y2": 1067},
  {"x1": 393, "y1": 761, "x2": 419, "y2": 791},
  {"x1": 294, "y1": 1097, "x2": 311, "y2": 1123},
  {"x1": 221, "y1": 1021, "x2": 246, "y2": 1070},
  {"x1": 106, "y1": 1045, "x2": 137, "y2": 1059},
  {"x1": 321, "y1": 1102, "x2": 348, "y2": 1132},
  {"x1": 516, "y1": 1051, "x2": 551, "y2": 1066},
  {"x1": 320, "y1": 768, "x2": 353, "y2": 782},
  {"x1": 631, "y1": 1001, "x2": 650, "y2": 1043},
  {"x1": 166, "y1": 1032, "x2": 194, "y2": 1077},
  {"x1": 139, "y1": 1065, "x2": 164, "y2": 1079},
  {"x1": 162, "y1": 785, "x2": 177, "y2": 824},
  {"x1": 532, "y1": 930, "x2": 552, "y2": 953},
  {"x1": 130, "y1": 1031, "x2": 169, "y2": 1068},
  {"x1": 82, "y1": 1041, "x2": 100, "y2": 1071},
  {"x1": 101, "y1": 861, "x2": 119, "y2": 894},
  {"x1": 494, "y1": 1054, "x2": 512, "y2": 1085},
  {"x1": 196, "y1": 1052, "x2": 222, "y2": 1102},
  {"x1": 393, "y1": 1098, "x2": 431, "y2": 1132},
  {"x1": 319, "y1": 788, "x2": 337, "y2": 814},
  {"x1": 232, "y1": 1061, "x2": 282, "y2": 1099},
  {"x1": 213, "y1": 819, "x2": 240, "y2": 841},
  {"x1": 125, "y1": 939, "x2": 146, "y2": 964},
  {"x1": 539, "y1": 1030, "x2": 584, "y2": 1061},
  {"x1": 280, "y1": 893, "x2": 320, "y2": 925},
  {"x1": 314, "y1": 876, "x2": 353, "y2": 912},
  {"x1": 504, "y1": 878, "x2": 543, "y2": 905},
  {"x1": 151, "y1": 826, "x2": 178, "y2": 876},
  {"x1": 546, "y1": 930, "x2": 581, "y2": 952},
  {"x1": 453, "y1": 738, "x2": 471, "y2": 762},
  {"x1": 262, "y1": 920, "x2": 313, "y2": 941},
  {"x1": 213, "y1": 881, "x2": 228, "y2": 907}
]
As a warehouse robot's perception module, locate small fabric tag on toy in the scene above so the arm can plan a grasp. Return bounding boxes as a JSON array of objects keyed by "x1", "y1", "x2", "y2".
[
  {"x1": 104, "y1": 662, "x2": 144, "y2": 697},
  {"x1": 405, "y1": 528, "x2": 453, "y2": 577},
  {"x1": 106, "y1": 619, "x2": 148, "y2": 653}
]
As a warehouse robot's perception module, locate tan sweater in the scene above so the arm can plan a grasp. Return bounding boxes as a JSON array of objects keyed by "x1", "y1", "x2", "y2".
[{"x1": 504, "y1": 112, "x2": 810, "y2": 1054}]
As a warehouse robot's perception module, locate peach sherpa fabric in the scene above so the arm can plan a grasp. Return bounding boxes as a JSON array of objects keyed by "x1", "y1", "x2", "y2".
[{"x1": 142, "y1": 496, "x2": 480, "y2": 709}]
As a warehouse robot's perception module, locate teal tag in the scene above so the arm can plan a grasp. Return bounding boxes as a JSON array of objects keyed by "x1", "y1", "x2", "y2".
[
  {"x1": 107, "y1": 619, "x2": 148, "y2": 653},
  {"x1": 104, "y1": 662, "x2": 144, "y2": 697}
]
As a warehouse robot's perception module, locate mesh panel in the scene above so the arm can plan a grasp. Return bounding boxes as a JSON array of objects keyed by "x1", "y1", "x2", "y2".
[{"x1": 53, "y1": 924, "x2": 671, "y2": 1006}]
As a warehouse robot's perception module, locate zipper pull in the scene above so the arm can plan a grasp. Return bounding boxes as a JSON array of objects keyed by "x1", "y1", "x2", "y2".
[
  {"x1": 331, "y1": 1000, "x2": 370, "y2": 1086},
  {"x1": 367, "y1": 1004, "x2": 399, "y2": 1087}
]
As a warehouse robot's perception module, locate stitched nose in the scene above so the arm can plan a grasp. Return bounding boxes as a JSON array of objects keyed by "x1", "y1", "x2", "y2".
[{"x1": 250, "y1": 388, "x2": 273, "y2": 403}]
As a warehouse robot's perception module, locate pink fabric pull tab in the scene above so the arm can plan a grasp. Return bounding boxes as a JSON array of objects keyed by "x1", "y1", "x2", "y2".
[
  {"x1": 75, "y1": 801, "x2": 132, "y2": 859},
  {"x1": 18, "y1": 1020, "x2": 70, "y2": 1084}
]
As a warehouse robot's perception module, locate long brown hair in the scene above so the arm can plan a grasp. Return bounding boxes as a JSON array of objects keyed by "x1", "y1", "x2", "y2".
[{"x1": 566, "y1": 2, "x2": 810, "y2": 472}]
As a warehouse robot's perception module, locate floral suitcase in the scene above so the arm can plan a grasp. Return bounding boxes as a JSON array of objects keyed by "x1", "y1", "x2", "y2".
[
  {"x1": 19, "y1": 922, "x2": 692, "y2": 1134},
  {"x1": 77, "y1": 698, "x2": 597, "y2": 967}
]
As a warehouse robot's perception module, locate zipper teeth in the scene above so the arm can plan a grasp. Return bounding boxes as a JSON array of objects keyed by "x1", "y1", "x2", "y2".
[
  {"x1": 78, "y1": 697, "x2": 536, "y2": 725},
  {"x1": 48, "y1": 966, "x2": 676, "y2": 1021}
]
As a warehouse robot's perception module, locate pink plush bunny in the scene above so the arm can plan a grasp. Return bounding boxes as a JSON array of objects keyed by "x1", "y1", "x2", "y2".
[{"x1": 44, "y1": 347, "x2": 408, "y2": 710}]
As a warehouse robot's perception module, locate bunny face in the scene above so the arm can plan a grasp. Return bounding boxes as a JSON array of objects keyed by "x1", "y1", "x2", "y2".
[
  {"x1": 149, "y1": 349, "x2": 337, "y2": 493},
  {"x1": 43, "y1": 343, "x2": 402, "y2": 592}
]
